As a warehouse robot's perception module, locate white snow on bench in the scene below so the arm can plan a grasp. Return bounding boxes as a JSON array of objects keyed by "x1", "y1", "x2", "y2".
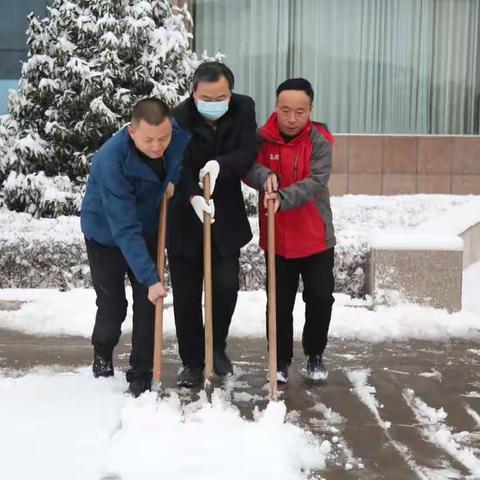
[
  {"x1": 368, "y1": 231, "x2": 463, "y2": 251},
  {"x1": 415, "y1": 197, "x2": 480, "y2": 236}
]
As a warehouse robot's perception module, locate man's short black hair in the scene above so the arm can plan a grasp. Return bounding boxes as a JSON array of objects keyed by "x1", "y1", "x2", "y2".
[
  {"x1": 276, "y1": 78, "x2": 314, "y2": 103},
  {"x1": 131, "y1": 98, "x2": 171, "y2": 126},
  {"x1": 192, "y1": 61, "x2": 235, "y2": 91}
]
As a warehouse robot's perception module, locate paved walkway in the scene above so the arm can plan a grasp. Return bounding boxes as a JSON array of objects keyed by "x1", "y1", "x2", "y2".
[{"x1": 1, "y1": 301, "x2": 480, "y2": 479}]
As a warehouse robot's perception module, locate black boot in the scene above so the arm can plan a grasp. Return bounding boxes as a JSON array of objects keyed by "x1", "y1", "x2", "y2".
[
  {"x1": 92, "y1": 351, "x2": 113, "y2": 378},
  {"x1": 177, "y1": 365, "x2": 203, "y2": 388},
  {"x1": 213, "y1": 350, "x2": 233, "y2": 377},
  {"x1": 128, "y1": 377, "x2": 152, "y2": 398}
]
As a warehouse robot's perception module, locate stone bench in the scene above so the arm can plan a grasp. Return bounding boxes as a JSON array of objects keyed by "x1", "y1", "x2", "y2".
[
  {"x1": 367, "y1": 233, "x2": 463, "y2": 312},
  {"x1": 367, "y1": 200, "x2": 480, "y2": 312}
]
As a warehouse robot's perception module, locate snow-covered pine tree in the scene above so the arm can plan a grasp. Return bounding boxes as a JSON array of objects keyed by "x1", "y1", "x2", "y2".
[{"x1": 1, "y1": 0, "x2": 198, "y2": 216}]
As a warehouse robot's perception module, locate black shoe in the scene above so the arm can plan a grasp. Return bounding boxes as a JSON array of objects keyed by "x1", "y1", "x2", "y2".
[
  {"x1": 213, "y1": 350, "x2": 233, "y2": 377},
  {"x1": 128, "y1": 377, "x2": 152, "y2": 398},
  {"x1": 276, "y1": 361, "x2": 289, "y2": 384},
  {"x1": 92, "y1": 351, "x2": 113, "y2": 378},
  {"x1": 304, "y1": 354, "x2": 328, "y2": 382},
  {"x1": 177, "y1": 365, "x2": 203, "y2": 388}
]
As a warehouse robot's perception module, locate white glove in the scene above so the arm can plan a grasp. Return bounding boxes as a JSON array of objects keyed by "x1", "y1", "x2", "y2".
[
  {"x1": 190, "y1": 195, "x2": 215, "y2": 224},
  {"x1": 199, "y1": 160, "x2": 220, "y2": 196}
]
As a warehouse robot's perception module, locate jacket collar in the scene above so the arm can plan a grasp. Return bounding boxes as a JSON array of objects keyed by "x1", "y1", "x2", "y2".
[
  {"x1": 123, "y1": 128, "x2": 158, "y2": 182},
  {"x1": 122, "y1": 119, "x2": 190, "y2": 182}
]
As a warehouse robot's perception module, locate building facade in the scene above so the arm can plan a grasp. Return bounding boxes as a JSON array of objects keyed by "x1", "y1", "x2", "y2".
[
  {"x1": 1, "y1": 0, "x2": 479, "y2": 193},
  {"x1": 0, "y1": 0, "x2": 47, "y2": 113}
]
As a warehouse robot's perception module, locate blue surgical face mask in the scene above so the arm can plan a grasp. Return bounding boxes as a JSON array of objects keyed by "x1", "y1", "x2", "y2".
[{"x1": 196, "y1": 99, "x2": 229, "y2": 121}]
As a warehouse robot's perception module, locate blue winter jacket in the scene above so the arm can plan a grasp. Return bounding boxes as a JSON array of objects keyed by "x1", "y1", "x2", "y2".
[{"x1": 80, "y1": 121, "x2": 190, "y2": 287}]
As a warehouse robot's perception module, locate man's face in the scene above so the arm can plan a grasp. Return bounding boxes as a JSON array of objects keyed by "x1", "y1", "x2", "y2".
[
  {"x1": 275, "y1": 90, "x2": 312, "y2": 137},
  {"x1": 193, "y1": 75, "x2": 231, "y2": 104},
  {"x1": 128, "y1": 118, "x2": 172, "y2": 159}
]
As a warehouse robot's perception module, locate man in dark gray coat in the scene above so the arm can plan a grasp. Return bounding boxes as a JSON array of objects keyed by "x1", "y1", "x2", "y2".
[{"x1": 167, "y1": 62, "x2": 258, "y2": 387}]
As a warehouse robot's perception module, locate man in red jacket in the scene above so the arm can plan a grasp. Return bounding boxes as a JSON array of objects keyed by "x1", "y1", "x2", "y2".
[{"x1": 245, "y1": 78, "x2": 336, "y2": 384}]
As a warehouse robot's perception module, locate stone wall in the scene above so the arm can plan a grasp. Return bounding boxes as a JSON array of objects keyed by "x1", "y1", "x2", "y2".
[{"x1": 330, "y1": 135, "x2": 480, "y2": 196}]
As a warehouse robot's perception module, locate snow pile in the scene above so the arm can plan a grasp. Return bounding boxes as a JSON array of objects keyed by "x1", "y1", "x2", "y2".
[
  {"x1": 0, "y1": 288, "x2": 127, "y2": 336},
  {"x1": 329, "y1": 297, "x2": 480, "y2": 342},
  {"x1": 0, "y1": 368, "x2": 326, "y2": 480},
  {"x1": 0, "y1": 369, "x2": 126, "y2": 480},
  {"x1": 106, "y1": 391, "x2": 325, "y2": 480},
  {"x1": 1, "y1": 278, "x2": 480, "y2": 342}
]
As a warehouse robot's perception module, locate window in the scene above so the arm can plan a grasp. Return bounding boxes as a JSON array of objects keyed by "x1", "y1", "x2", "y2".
[{"x1": 193, "y1": 0, "x2": 480, "y2": 134}]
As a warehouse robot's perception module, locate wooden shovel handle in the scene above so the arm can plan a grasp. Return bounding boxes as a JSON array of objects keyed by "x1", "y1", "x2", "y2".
[
  {"x1": 152, "y1": 193, "x2": 168, "y2": 386},
  {"x1": 267, "y1": 198, "x2": 277, "y2": 399},
  {"x1": 203, "y1": 174, "x2": 214, "y2": 382}
]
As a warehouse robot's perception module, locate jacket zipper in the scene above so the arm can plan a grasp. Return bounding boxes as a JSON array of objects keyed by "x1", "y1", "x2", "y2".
[{"x1": 293, "y1": 152, "x2": 299, "y2": 181}]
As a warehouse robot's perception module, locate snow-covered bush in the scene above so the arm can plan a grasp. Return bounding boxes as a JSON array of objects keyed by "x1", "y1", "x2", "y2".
[
  {"x1": 4, "y1": 185, "x2": 469, "y2": 294},
  {"x1": 0, "y1": 115, "x2": 19, "y2": 185},
  {"x1": 2, "y1": 171, "x2": 83, "y2": 218},
  {"x1": 0, "y1": 237, "x2": 90, "y2": 290},
  {"x1": 10, "y1": 0, "x2": 197, "y2": 179},
  {"x1": 0, "y1": 210, "x2": 88, "y2": 289},
  {"x1": 242, "y1": 183, "x2": 258, "y2": 216},
  {"x1": 0, "y1": 207, "x2": 369, "y2": 295},
  {"x1": 333, "y1": 234, "x2": 368, "y2": 297},
  {"x1": 0, "y1": 0, "x2": 198, "y2": 216}
]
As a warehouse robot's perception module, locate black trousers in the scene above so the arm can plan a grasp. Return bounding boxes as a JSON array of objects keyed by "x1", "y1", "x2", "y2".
[
  {"x1": 85, "y1": 238, "x2": 156, "y2": 383},
  {"x1": 266, "y1": 248, "x2": 335, "y2": 365},
  {"x1": 169, "y1": 247, "x2": 240, "y2": 367}
]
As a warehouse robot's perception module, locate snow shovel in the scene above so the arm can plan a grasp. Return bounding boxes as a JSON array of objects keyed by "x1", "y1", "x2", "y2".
[
  {"x1": 203, "y1": 174, "x2": 214, "y2": 402},
  {"x1": 267, "y1": 198, "x2": 278, "y2": 400},
  {"x1": 152, "y1": 192, "x2": 168, "y2": 394}
]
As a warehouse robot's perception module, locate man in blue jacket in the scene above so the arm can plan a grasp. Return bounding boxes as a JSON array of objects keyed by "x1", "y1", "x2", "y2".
[{"x1": 81, "y1": 98, "x2": 190, "y2": 397}]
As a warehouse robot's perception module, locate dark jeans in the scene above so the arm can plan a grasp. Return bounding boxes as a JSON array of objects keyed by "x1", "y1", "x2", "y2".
[
  {"x1": 266, "y1": 248, "x2": 335, "y2": 365},
  {"x1": 85, "y1": 238, "x2": 156, "y2": 383},
  {"x1": 169, "y1": 247, "x2": 240, "y2": 367}
]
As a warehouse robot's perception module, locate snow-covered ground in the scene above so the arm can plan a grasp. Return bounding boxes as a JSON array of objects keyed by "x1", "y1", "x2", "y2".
[
  {"x1": 0, "y1": 264, "x2": 479, "y2": 479},
  {"x1": 1, "y1": 258, "x2": 479, "y2": 341},
  {"x1": 403, "y1": 388, "x2": 480, "y2": 478},
  {"x1": 1, "y1": 195, "x2": 480, "y2": 480},
  {"x1": 1, "y1": 193, "x2": 479, "y2": 338},
  {"x1": 0, "y1": 369, "x2": 328, "y2": 480}
]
